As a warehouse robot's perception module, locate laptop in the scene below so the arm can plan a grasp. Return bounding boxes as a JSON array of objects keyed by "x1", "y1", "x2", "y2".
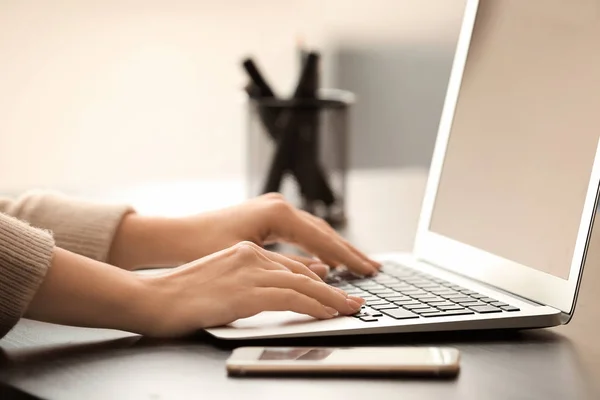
[{"x1": 207, "y1": 0, "x2": 600, "y2": 340}]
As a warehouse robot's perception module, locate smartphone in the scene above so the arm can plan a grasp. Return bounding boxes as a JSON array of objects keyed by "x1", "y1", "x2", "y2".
[{"x1": 226, "y1": 346, "x2": 460, "y2": 377}]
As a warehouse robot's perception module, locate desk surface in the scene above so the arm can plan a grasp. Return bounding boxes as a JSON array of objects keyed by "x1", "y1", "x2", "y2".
[{"x1": 1, "y1": 169, "x2": 599, "y2": 400}]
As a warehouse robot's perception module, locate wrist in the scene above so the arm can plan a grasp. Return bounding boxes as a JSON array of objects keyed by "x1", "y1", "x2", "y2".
[
  {"x1": 126, "y1": 272, "x2": 165, "y2": 336},
  {"x1": 27, "y1": 248, "x2": 162, "y2": 336},
  {"x1": 132, "y1": 270, "x2": 193, "y2": 337}
]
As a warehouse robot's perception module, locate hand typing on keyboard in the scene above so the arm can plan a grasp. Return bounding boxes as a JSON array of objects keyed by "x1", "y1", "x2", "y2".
[
  {"x1": 131, "y1": 241, "x2": 367, "y2": 337},
  {"x1": 101, "y1": 194, "x2": 381, "y2": 337},
  {"x1": 111, "y1": 193, "x2": 381, "y2": 276},
  {"x1": 328, "y1": 262, "x2": 520, "y2": 323},
  {"x1": 16, "y1": 188, "x2": 377, "y2": 340}
]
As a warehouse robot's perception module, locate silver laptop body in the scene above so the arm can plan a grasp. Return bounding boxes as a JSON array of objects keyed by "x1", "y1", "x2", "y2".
[{"x1": 207, "y1": 0, "x2": 600, "y2": 340}]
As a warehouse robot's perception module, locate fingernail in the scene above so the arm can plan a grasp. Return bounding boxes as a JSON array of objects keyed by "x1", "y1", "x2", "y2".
[
  {"x1": 346, "y1": 298, "x2": 362, "y2": 311},
  {"x1": 349, "y1": 295, "x2": 365, "y2": 305},
  {"x1": 325, "y1": 306, "x2": 339, "y2": 317}
]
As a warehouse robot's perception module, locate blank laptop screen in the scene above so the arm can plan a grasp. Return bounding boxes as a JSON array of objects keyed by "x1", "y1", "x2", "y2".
[{"x1": 429, "y1": 1, "x2": 600, "y2": 279}]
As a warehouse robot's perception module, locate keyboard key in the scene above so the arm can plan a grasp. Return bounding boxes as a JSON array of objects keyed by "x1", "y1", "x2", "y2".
[
  {"x1": 430, "y1": 290, "x2": 458, "y2": 296},
  {"x1": 419, "y1": 285, "x2": 446, "y2": 292},
  {"x1": 427, "y1": 287, "x2": 450, "y2": 292},
  {"x1": 369, "y1": 312, "x2": 384, "y2": 317},
  {"x1": 439, "y1": 292, "x2": 462, "y2": 298},
  {"x1": 344, "y1": 287, "x2": 366, "y2": 292},
  {"x1": 393, "y1": 300, "x2": 421, "y2": 306},
  {"x1": 437, "y1": 305, "x2": 466, "y2": 311},
  {"x1": 412, "y1": 307, "x2": 439, "y2": 314},
  {"x1": 379, "y1": 294, "x2": 411, "y2": 301},
  {"x1": 361, "y1": 296, "x2": 380, "y2": 302},
  {"x1": 402, "y1": 303, "x2": 430, "y2": 310},
  {"x1": 332, "y1": 283, "x2": 354, "y2": 289},
  {"x1": 374, "y1": 277, "x2": 399, "y2": 283},
  {"x1": 418, "y1": 312, "x2": 442, "y2": 317},
  {"x1": 501, "y1": 305, "x2": 520, "y2": 312},
  {"x1": 345, "y1": 291, "x2": 369, "y2": 297},
  {"x1": 470, "y1": 293, "x2": 487, "y2": 299},
  {"x1": 426, "y1": 301, "x2": 456, "y2": 307},
  {"x1": 371, "y1": 304, "x2": 400, "y2": 310},
  {"x1": 421, "y1": 296, "x2": 445, "y2": 303},
  {"x1": 460, "y1": 289, "x2": 478, "y2": 295},
  {"x1": 360, "y1": 316, "x2": 379, "y2": 322},
  {"x1": 479, "y1": 297, "x2": 498, "y2": 303},
  {"x1": 372, "y1": 273, "x2": 391, "y2": 278},
  {"x1": 380, "y1": 308, "x2": 419, "y2": 320},
  {"x1": 353, "y1": 313, "x2": 369, "y2": 318},
  {"x1": 368, "y1": 288, "x2": 396, "y2": 294},
  {"x1": 402, "y1": 277, "x2": 431, "y2": 283},
  {"x1": 402, "y1": 289, "x2": 429, "y2": 295},
  {"x1": 449, "y1": 296, "x2": 475, "y2": 303},
  {"x1": 356, "y1": 283, "x2": 384, "y2": 289},
  {"x1": 457, "y1": 301, "x2": 486, "y2": 307},
  {"x1": 421, "y1": 309, "x2": 475, "y2": 318},
  {"x1": 366, "y1": 300, "x2": 389, "y2": 306},
  {"x1": 405, "y1": 294, "x2": 431, "y2": 300},
  {"x1": 386, "y1": 285, "x2": 415, "y2": 292},
  {"x1": 490, "y1": 301, "x2": 509, "y2": 307},
  {"x1": 415, "y1": 296, "x2": 440, "y2": 302},
  {"x1": 412, "y1": 283, "x2": 441, "y2": 289},
  {"x1": 410, "y1": 293, "x2": 435, "y2": 299},
  {"x1": 405, "y1": 282, "x2": 434, "y2": 289},
  {"x1": 469, "y1": 305, "x2": 502, "y2": 313},
  {"x1": 364, "y1": 287, "x2": 388, "y2": 293}
]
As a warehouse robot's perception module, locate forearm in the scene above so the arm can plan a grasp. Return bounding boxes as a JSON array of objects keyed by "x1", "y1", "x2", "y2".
[
  {"x1": 26, "y1": 247, "x2": 153, "y2": 335},
  {"x1": 108, "y1": 214, "x2": 207, "y2": 270},
  {"x1": 2, "y1": 191, "x2": 133, "y2": 262}
]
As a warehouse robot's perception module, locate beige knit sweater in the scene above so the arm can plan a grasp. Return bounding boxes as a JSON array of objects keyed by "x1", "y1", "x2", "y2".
[{"x1": 0, "y1": 191, "x2": 132, "y2": 339}]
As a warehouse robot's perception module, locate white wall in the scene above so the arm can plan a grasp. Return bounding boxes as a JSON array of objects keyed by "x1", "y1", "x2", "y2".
[{"x1": 0, "y1": 0, "x2": 464, "y2": 193}]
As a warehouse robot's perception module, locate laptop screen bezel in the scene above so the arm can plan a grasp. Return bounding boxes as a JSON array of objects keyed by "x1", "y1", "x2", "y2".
[{"x1": 413, "y1": 0, "x2": 600, "y2": 316}]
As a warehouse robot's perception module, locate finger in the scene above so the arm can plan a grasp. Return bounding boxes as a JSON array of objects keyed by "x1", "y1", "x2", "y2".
[
  {"x1": 239, "y1": 288, "x2": 340, "y2": 320},
  {"x1": 260, "y1": 258, "x2": 350, "y2": 298},
  {"x1": 318, "y1": 258, "x2": 343, "y2": 269},
  {"x1": 302, "y1": 211, "x2": 381, "y2": 269},
  {"x1": 284, "y1": 213, "x2": 376, "y2": 276},
  {"x1": 262, "y1": 250, "x2": 323, "y2": 282},
  {"x1": 307, "y1": 263, "x2": 329, "y2": 280},
  {"x1": 273, "y1": 253, "x2": 333, "y2": 279},
  {"x1": 278, "y1": 251, "x2": 344, "y2": 272},
  {"x1": 259, "y1": 256, "x2": 348, "y2": 297},
  {"x1": 257, "y1": 270, "x2": 363, "y2": 314},
  {"x1": 278, "y1": 253, "x2": 320, "y2": 266}
]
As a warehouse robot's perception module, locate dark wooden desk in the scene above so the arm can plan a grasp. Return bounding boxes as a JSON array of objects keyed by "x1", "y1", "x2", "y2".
[{"x1": 1, "y1": 170, "x2": 599, "y2": 400}]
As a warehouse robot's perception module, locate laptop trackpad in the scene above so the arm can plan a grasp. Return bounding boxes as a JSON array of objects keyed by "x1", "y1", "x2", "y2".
[{"x1": 229, "y1": 311, "x2": 315, "y2": 329}]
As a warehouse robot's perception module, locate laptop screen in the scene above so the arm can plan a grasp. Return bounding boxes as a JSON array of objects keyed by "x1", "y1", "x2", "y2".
[{"x1": 429, "y1": 1, "x2": 600, "y2": 280}]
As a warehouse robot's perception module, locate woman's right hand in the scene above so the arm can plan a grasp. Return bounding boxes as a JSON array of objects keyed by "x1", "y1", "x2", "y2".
[{"x1": 141, "y1": 241, "x2": 365, "y2": 337}]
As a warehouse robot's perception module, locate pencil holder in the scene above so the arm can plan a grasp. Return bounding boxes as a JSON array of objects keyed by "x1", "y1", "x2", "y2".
[{"x1": 246, "y1": 89, "x2": 354, "y2": 227}]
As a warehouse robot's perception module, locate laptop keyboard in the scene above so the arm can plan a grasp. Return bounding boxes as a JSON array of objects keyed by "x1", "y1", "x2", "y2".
[{"x1": 327, "y1": 261, "x2": 520, "y2": 323}]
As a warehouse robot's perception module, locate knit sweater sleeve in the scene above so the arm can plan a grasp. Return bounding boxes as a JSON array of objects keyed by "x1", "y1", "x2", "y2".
[{"x1": 0, "y1": 191, "x2": 133, "y2": 338}]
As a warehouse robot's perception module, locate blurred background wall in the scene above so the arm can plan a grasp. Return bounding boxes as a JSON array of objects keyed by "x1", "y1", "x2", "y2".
[{"x1": 0, "y1": 0, "x2": 465, "y2": 193}]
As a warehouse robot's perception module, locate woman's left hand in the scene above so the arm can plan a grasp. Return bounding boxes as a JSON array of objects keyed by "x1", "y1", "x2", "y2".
[{"x1": 109, "y1": 193, "x2": 380, "y2": 277}]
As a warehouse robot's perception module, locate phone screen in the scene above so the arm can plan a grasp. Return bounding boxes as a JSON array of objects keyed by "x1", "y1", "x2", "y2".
[{"x1": 257, "y1": 347, "x2": 449, "y2": 366}]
